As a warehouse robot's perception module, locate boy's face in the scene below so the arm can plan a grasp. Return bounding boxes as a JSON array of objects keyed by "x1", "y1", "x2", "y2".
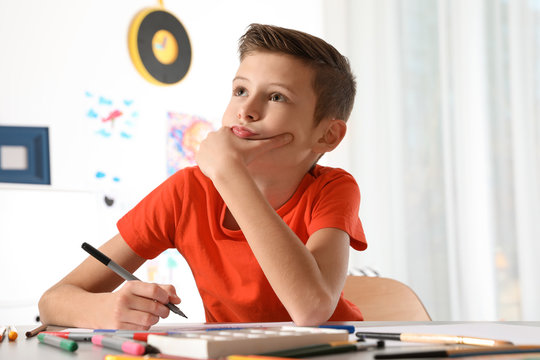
[{"x1": 222, "y1": 51, "x2": 325, "y2": 172}]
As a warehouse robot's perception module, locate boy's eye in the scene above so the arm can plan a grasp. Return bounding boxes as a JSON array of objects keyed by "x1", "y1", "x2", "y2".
[
  {"x1": 270, "y1": 93, "x2": 286, "y2": 102},
  {"x1": 233, "y1": 87, "x2": 247, "y2": 97}
]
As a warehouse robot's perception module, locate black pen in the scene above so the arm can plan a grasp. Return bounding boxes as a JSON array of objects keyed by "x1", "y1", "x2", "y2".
[{"x1": 82, "y1": 242, "x2": 187, "y2": 318}]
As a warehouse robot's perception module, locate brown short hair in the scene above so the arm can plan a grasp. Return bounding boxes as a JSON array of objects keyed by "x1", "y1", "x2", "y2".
[{"x1": 238, "y1": 23, "x2": 356, "y2": 125}]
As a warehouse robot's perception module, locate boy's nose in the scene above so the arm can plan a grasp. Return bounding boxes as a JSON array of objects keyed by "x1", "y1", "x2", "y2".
[
  {"x1": 238, "y1": 102, "x2": 261, "y2": 122},
  {"x1": 238, "y1": 112, "x2": 259, "y2": 122}
]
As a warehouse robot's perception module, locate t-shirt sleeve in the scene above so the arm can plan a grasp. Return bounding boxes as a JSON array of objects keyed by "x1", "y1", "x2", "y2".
[
  {"x1": 307, "y1": 171, "x2": 367, "y2": 251},
  {"x1": 117, "y1": 171, "x2": 184, "y2": 259}
]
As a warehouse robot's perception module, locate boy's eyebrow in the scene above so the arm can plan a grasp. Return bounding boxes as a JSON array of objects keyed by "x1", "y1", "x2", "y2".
[
  {"x1": 233, "y1": 76, "x2": 249, "y2": 83},
  {"x1": 233, "y1": 76, "x2": 297, "y2": 96}
]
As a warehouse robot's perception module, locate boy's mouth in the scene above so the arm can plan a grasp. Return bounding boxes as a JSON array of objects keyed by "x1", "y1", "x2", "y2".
[{"x1": 231, "y1": 125, "x2": 259, "y2": 138}]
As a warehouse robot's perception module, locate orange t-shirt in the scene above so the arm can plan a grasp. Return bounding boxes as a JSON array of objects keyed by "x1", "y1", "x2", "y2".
[{"x1": 117, "y1": 165, "x2": 367, "y2": 322}]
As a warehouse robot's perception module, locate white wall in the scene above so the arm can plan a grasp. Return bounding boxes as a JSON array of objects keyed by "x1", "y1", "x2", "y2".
[{"x1": 0, "y1": 0, "x2": 325, "y2": 324}]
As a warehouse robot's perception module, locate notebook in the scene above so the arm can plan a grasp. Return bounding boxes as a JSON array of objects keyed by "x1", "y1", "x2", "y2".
[{"x1": 147, "y1": 326, "x2": 350, "y2": 359}]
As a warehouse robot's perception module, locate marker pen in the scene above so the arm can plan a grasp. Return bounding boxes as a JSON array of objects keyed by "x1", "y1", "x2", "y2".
[
  {"x1": 37, "y1": 333, "x2": 78, "y2": 352},
  {"x1": 41, "y1": 331, "x2": 94, "y2": 341},
  {"x1": 92, "y1": 334, "x2": 159, "y2": 355}
]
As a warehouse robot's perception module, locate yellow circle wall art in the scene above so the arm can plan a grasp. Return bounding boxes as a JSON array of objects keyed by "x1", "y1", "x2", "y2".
[
  {"x1": 128, "y1": 5, "x2": 192, "y2": 85},
  {"x1": 152, "y1": 29, "x2": 179, "y2": 65}
]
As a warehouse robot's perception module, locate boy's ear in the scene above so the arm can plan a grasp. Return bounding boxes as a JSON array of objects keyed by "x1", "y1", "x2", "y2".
[{"x1": 313, "y1": 119, "x2": 347, "y2": 153}]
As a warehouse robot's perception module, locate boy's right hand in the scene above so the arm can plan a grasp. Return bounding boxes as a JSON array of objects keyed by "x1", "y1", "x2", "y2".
[
  {"x1": 196, "y1": 126, "x2": 293, "y2": 179},
  {"x1": 101, "y1": 281, "x2": 181, "y2": 330},
  {"x1": 39, "y1": 233, "x2": 179, "y2": 330}
]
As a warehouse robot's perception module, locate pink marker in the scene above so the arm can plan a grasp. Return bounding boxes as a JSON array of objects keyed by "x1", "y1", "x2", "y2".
[{"x1": 92, "y1": 334, "x2": 155, "y2": 355}]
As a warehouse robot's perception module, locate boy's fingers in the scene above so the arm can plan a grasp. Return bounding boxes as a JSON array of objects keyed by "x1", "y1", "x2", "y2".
[
  {"x1": 124, "y1": 294, "x2": 170, "y2": 319},
  {"x1": 245, "y1": 132, "x2": 294, "y2": 153},
  {"x1": 158, "y1": 284, "x2": 181, "y2": 304},
  {"x1": 120, "y1": 307, "x2": 161, "y2": 328},
  {"x1": 125, "y1": 281, "x2": 170, "y2": 304}
]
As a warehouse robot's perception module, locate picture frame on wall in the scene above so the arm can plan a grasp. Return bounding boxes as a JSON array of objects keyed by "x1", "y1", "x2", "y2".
[{"x1": 0, "y1": 126, "x2": 51, "y2": 185}]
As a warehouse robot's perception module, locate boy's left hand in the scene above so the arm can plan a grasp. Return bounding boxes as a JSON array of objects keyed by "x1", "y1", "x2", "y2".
[{"x1": 196, "y1": 126, "x2": 293, "y2": 179}]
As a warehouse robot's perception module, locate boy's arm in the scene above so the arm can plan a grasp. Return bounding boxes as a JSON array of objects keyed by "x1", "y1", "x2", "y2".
[
  {"x1": 213, "y1": 165, "x2": 349, "y2": 326},
  {"x1": 38, "y1": 234, "x2": 180, "y2": 329},
  {"x1": 196, "y1": 128, "x2": 350, "y2": 326}
]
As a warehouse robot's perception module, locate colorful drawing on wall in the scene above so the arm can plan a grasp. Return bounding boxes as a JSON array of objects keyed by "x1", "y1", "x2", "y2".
[
  {"x1": 85, "y1": 91, "x2": 138, "y2": 140},
  {"x1": 167, "y1": 112, "x2": 214, "y2": 175},
  {"x1": 84, "y1": 91, "x2": 139, "y2": 209}
]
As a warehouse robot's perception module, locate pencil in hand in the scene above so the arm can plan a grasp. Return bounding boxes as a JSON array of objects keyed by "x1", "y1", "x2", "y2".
[{"x1": 81, "y1": 242, "x2": 187, "y2": 318}]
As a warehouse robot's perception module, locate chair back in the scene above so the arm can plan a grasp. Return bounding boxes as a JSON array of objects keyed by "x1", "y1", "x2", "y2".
[{"x1": 342, "y1": 276, "x2": 431, "y2": 321}]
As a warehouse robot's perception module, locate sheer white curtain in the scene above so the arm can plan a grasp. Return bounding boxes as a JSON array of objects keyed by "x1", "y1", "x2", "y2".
[
  {"x1": 322, "y1": 0, "x2": 540, "y2": 320},
  {"x1": 506, "y1": 0, "x2": 540, "y2": 321}
]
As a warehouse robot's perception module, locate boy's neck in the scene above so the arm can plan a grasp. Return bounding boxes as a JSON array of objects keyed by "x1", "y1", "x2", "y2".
[
  {"x1": 222, "y1": 165, "x2": 310, "y2": 231},
  {"x1": 220, "y1": 154, "x2": 320, "y2": 231},
  {"x1": 249, "y1": 162, "x2": 314, "y2": 210}
]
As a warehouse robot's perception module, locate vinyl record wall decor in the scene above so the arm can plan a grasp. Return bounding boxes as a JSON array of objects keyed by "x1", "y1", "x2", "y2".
[{"x1": 128, "y1": 2, "x2": 192, "y2": 86}]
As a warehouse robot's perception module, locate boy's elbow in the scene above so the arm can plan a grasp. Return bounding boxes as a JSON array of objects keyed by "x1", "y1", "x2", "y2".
[
  {"x1": 37, "y1": 290, "x2": 52, "y2": 324},
  {"x1": 292, "y1": 313, "x2": 329, "y2": 327},
  {"x1": 38, "y1": 285, "x2": 63, "y2": 325},
  {"x1": 289, "y1": 293, "x2": 336, "y2": 326}
]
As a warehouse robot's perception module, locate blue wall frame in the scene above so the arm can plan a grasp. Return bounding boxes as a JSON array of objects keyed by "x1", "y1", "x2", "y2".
[{"x1": 0, "y1": 126, "x2": 51, "y2": 185}]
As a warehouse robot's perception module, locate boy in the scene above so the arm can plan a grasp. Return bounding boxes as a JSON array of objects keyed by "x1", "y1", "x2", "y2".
[{"x1": 38, "y1": 24, "x2": 367, "y2": 329}]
